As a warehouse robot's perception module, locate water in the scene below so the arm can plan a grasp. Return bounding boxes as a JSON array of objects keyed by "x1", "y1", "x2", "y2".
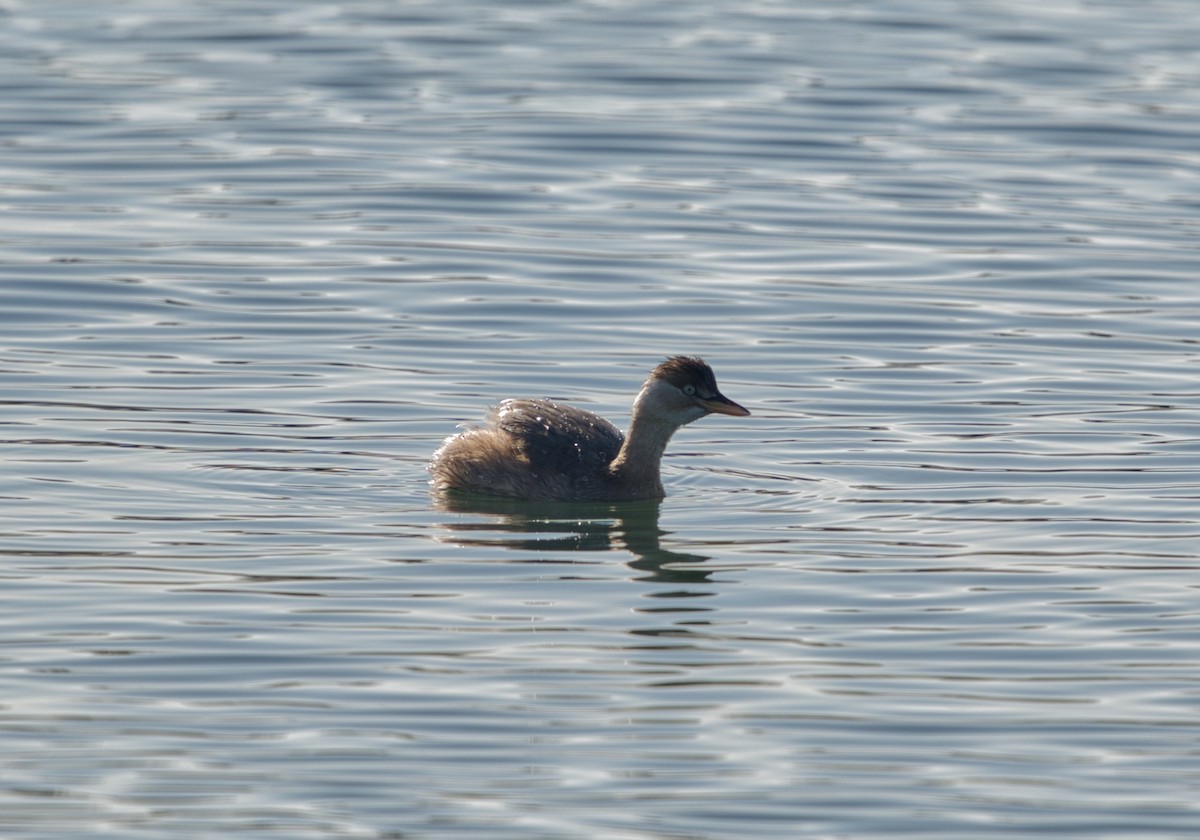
[{"x1": 2, "y1": 1, "x2": 1199, "y2": 837}]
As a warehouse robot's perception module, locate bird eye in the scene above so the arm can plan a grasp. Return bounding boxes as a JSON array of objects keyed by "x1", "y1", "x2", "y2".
[{"x1": 682, "y1": 384, "x2": 696, "y2": 396}]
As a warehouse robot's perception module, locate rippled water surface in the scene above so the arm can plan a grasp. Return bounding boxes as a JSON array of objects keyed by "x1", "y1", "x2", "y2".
[{"x1": 3, "y1": 1, "x2": 1199, "y2": 837}]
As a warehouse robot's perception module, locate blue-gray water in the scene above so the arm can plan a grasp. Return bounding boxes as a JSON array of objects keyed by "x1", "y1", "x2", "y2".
[{"x1": 3, "y1": 1, "x2": 1199, "y2": 838}]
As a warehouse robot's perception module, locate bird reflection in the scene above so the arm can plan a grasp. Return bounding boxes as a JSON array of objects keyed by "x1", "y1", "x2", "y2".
[{"x1": 431, "y1": 491, "x2": 714, "y2": 585}]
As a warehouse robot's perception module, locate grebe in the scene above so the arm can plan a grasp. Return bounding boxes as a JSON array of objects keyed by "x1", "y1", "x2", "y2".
[{"x1": 429, "y1": 356, "x2": 749, "y2": 502}]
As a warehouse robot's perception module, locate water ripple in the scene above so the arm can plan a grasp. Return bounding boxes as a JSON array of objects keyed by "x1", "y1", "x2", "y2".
[{"x1": 2, "y1": 1, "x2": 1200, "y2": 838}]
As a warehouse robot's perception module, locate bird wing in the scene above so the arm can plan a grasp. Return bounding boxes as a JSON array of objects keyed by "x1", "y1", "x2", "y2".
[{"x1": 491, "y1": 399, "x2": 624, "y2": 472}]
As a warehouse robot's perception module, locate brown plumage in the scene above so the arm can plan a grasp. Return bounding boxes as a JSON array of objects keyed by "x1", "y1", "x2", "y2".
[{"x1": 428, "y1": 356, "x2": 749, "y2": 502}]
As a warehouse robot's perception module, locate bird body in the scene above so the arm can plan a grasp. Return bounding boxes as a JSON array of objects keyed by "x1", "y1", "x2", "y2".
[{"x1": 429, "y1": 356, "x2": 748, "y2": 502}]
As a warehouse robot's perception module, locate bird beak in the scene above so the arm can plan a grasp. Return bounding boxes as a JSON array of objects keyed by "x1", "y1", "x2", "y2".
[{"x1": 702, "y1": 393, "x2": 750, "y2": 417}]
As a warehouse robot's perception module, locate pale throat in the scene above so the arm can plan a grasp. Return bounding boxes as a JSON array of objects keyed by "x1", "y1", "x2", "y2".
[{"x1": 609, "y1": 380, "x2": 689, "y2": 485}]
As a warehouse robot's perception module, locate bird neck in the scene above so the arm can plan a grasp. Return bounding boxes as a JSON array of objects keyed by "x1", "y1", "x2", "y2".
[{"x1": 609, "y1": 385, "x2": 679, "y2": 494}]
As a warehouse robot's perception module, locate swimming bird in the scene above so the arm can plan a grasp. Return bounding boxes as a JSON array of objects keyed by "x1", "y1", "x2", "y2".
[{"x1": 429, "y1": 356, "x2": 749, "y2": 502}]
